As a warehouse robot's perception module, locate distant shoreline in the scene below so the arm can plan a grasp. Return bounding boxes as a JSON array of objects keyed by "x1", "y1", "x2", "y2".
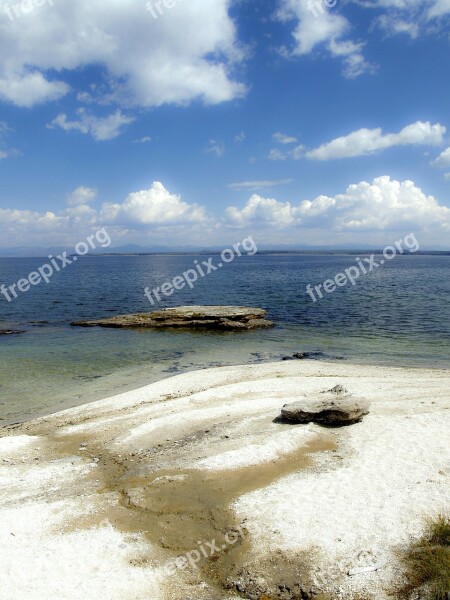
[
  {"x1": 80, "y1": 250, "x2": 450, "y2": 257},
  {"x1": 2, "y1": 251, "x2": 449, "y2": 259},
  {"x1": 2, "y1": 250, "x2": 450, "y2": 259}
]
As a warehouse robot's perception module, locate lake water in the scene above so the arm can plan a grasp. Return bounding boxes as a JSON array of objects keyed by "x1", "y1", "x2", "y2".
[{"x1": 0, "y1": 254, "x2": 449, "y2": 424}]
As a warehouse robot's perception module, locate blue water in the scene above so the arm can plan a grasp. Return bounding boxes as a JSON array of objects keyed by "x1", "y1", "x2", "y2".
[{"x1": 0, "y1": 254, "x2": 449, "y2": 424}]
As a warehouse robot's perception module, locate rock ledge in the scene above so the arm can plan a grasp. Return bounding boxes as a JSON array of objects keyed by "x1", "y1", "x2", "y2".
[{"x1": 72, "y1": 306, "x2": 274, "y2": 331}]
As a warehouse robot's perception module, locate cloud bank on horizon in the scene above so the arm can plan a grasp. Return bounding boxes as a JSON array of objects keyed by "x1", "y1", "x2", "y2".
[
  {"x1": 1, "y1": 177, "x2": 449, "y2": 249},
  {"x1": 0, "y1": 0, "x2": 450, "y2": 248}
]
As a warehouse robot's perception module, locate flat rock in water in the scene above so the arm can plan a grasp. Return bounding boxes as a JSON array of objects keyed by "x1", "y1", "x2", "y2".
[
  {"x1": 72, "y1": 306, "x2": 274, "y2": 331},
  {"x1": 280, "y1": 392, "x2": 370, "y2": 426}
]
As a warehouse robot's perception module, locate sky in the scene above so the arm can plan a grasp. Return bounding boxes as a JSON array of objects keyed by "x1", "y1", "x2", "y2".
[{"x1": 0, "y1": 0, "x2": 450, "y2": 250}]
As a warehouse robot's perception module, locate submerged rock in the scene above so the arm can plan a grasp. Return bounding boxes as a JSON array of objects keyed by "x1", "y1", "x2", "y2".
[
  {"x1": 282, "y1": 351, "x2": 346, "y2": 362},
  {"x1": 72, "y1": 306, "x2": 274, "y2": 331},
  {"x1": 280, "y1": 390, "x2": 370, "y2": 426},
  {"x1": 0, "y1": 329, "x2": 25, "y2": 336}
]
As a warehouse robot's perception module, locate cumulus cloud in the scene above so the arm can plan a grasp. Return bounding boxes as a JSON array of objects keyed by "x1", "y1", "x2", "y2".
[
  {"x1": 2, "y1": 178, "x2": 450, "y2": 247},
  {"x1": 0, "y1": 0, "x2": 245, "y2": 109},
  {"x1": 49, "y1": 109, "x2": 135, "y2": 141},
  {"x1": 225, "y1": 176, "x2": 450, "y2": 235},
  {"x1": 101, "y1": 182, "x2": 210, "y2": 228},
  {"x1": 306, "y1": 121, "x2": 446, "y2": 160},
  {"x1": 0, "y1": 71, "x2": 69, "y2": 109},
  {"x1": 277, "y1": 0, "x2": 373, "y2": 78},
  {"x1": 0, "y1": 182, "x2": 210, "y2": 246},
  {"x1": 67, "y1": 187, "x2": 98, "y2": 207},
  {"x1": 226, "y1": 194, "x2": 296, "y2": 228},
  {"x1": 275, "y1": 1, "x2": 450, "y2": 75},
  {"x1": 432, "y1": 146, "x2": 450, "y2": 168},
  {"x1": 0, "y1": 202, "x2": 98, "y2": 245}
]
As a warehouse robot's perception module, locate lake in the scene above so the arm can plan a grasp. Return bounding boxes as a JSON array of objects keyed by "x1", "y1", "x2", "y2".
[{"x1": 0, "y1": 254, "x2": 448, "y2": 424}]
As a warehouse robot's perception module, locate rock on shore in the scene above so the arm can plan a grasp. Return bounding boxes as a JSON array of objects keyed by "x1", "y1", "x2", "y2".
[
  {"x1": 72, "y1": 306, "x2": 274, "y2": 331},
  {"x1": 280, "y1": 385, "x2": 371, "y2": 426}
]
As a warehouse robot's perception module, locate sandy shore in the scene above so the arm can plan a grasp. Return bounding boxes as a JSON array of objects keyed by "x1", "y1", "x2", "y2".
[{"x1": 0, "y1": 360, "x2": 449, "y2": 599}]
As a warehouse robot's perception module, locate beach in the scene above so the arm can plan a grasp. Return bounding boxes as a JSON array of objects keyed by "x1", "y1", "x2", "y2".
[{"x1": 0, "y1": 359, "x2": 449, "y2": 599}]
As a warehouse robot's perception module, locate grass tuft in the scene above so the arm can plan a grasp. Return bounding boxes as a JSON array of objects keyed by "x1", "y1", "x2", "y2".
[{"x1": 395, "y1": 515, "x2": 450, "y2": 599}]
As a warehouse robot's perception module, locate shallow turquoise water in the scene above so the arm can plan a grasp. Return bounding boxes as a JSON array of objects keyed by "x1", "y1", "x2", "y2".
[{"x1": 0, "y1": 254, "x2": 448, "y2": 424}]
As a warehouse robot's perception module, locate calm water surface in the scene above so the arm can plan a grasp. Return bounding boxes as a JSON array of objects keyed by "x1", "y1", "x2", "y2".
[{"x1": 0, "y1": 254, "x2": 448, "y2": 424}]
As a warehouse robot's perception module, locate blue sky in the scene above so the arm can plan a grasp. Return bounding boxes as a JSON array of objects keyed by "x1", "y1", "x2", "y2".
[{"x1": 1, "y1": 0, "x2": 450, "y2": 249}]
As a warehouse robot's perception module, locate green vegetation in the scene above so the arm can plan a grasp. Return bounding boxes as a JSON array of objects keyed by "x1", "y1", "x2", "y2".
[{"x1": 395, "y1": 515, "x2": 450, "y2": 599}]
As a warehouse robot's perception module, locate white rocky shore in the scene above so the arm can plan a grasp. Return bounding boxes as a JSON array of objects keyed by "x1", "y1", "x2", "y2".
[{"x1": 0, "y1": 361, "x2": 449, "y2": 600}]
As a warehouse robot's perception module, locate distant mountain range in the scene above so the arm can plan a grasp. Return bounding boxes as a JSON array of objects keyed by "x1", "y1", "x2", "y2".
[{"x1": 0, "y1": 244, "x2": 449, "y2": 257}]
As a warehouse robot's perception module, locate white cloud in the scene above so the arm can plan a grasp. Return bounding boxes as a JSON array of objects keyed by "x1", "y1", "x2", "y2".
[
  {"x1": 0, "y1": 201, "x2": 98, "y2": 245},
  {"x1": 269, "y1": 144, "x2": 305, "y2": 160},
  {"x1": 49, "y1": 109, "x2": 135, "y2": 141},
  {"x1": 268, "y1": 148, "x2": 287, "y2": 161},
  {"x1": 360, "y1": 0, "x2": 450, "y2": 37},
  {"x1": 375, "y1": 15, "x2": 420, "y2": 38},
  {"x1": 277, "y1": 0, "x2": 373, "y2": 78},
  {"x1": 0, "y1": 120, "x2": 15, "y2": 158},
  {"x1": 228, "y1": 179, "x2": 294, "y2": 191},
  {"x1": 225, "y1": 176, "x2": 450, "y2": 236},
  {"x1": 2, "y1": 178, "x2": 450, "y2": 248},
  {"x1": 432, "y1": 146, "x2": 450, "y2": 168},
  {"x1": 273, "y1": 132, "x2": 298, "y2": 144},
  {"x1": 226, "y1": 194, "x2": 296, "y2": 228},
  {"x1": 0, "y1": 0, "x2": 245, "y2": 109},
  {"x1": 306, "y1": 121, "x2": 446, "y2": 160},
  {"x1": 428, "y1": 0, "x2": 450, "y2": 18},
  {"x1": 133, "y1": 136, "x2": 152, "y2": 144},
  {"x1": 67, "y1": 187, "x2": 98, "y2": 207},
  {"x1": 276, "y1": 1, "x2": 450, "y2": 72},
  {"x1": 101, "y1": 182, "x2": 209, "y2": 227},
  {"x1": 205, "y1": 139, "x2": 225, "y2": 158},
  {"x1": 0, "y1": 71, "x2": 69, "y2": 108},
  {"x1": 445, "y1": 172, "x2": 450, "y2": 180},
  {"x1": 0, "y1": 182, "x2": 210, "y2": 246},
  {"x1": 291, "y1": 144, "x2": 305, "y2": 159},
  {"x1": 234, "y1": 132, "x2": 246, "y2": 143}
]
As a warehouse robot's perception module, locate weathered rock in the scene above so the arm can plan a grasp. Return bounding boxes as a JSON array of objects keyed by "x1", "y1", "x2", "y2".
[
  {"x1": 280, "y1": 393, "x2": 370, "y2": 426},
  {"x1": 72, "y1": 306, "x2": 274, "y2": 331}
]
